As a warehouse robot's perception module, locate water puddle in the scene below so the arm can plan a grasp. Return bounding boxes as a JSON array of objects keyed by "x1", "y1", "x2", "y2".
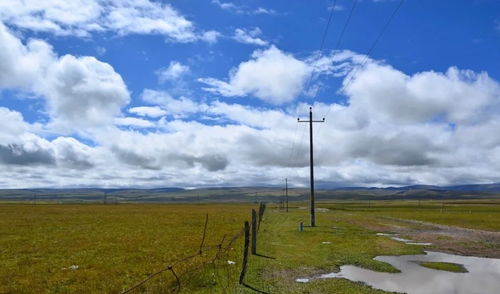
[{"x1": 296, "y1": 251, "x2": 500, "y2": 294}]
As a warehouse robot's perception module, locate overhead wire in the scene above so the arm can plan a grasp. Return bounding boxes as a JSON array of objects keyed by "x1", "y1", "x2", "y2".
[
  {"x1": 333, "y1": 0, "x2": 359, "y2": 51},
  {"x1": 321, "y1": 0, "x2": 406, "y2": 120},
  {"x1": 285, "y1": 0, "x2": 340, "y2": 185}
]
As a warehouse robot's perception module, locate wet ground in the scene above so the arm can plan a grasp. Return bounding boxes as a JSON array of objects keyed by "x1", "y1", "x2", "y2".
[{"x1": 297, "y1": 251, "x2": 500, "y2": 294}]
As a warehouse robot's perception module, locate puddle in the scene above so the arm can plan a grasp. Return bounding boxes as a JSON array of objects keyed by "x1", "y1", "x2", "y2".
[{"x1": 296, "y1": 251, "x2": 500, "y2": 294}]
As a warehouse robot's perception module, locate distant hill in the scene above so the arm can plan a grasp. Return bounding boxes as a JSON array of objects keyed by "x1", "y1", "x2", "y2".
[{"x1": 0, "y1": 183, "x2": 499, "y2": 203}]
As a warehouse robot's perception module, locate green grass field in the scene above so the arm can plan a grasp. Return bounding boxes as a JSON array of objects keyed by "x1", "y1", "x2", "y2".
[
  {"x1": 2, "y1": 200, "x2": 500, "y2": 293},
  {"x1": 0, "y1": 204, "x2": 251, "y2": 293}
]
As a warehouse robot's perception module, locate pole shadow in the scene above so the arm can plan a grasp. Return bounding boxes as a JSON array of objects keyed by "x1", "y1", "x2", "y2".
[
  {"x1": 254, "y1": 253, "x2": 276, "y2": 259},
  {"x1": 243, "y1": 282, "x2": 269, "y2": 294}
]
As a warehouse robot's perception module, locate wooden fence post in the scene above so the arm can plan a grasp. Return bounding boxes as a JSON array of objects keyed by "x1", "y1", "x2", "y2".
[
  {"x1": 251, "y1": 209, "x2": 257, "y2": 255},
  {"x1": 257, "y1": 202, "x2": 265, "y2": 231},
  {"x1": 239, "y1": 221, "x2": 250, "y2": 284}
]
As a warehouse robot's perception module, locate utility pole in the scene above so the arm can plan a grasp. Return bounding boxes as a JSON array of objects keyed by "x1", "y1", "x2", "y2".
[
  {"x1": 282, "y1": 188, "x2": 285, "y2": 210},
  {"x1": 285, "y1": 178, "x2": 288, "y2": 212},
  {"x1": 298, "y1": 107, "x2": 325, "y2": 227}
]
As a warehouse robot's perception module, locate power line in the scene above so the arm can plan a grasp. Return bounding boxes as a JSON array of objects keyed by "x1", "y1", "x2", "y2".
[
  {"x1": 287, "y1": 1, "x2": 340, "y2": 186},
  {"x1": 321, "y1": 0, "x2": 338, "y2": 51},
  {"x1": 334, "y1": 0, "x2": 359, "y2": 50},
  {"x1": 322, "y1": 0, "x2": 405, "y2": 121}
]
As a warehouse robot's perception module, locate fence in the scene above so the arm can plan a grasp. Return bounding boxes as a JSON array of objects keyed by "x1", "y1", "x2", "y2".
[{"x1": 120, "y1": 202, "x2": 267, "y2": 293}]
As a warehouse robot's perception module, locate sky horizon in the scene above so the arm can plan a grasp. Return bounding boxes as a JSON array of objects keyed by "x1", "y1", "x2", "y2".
[{"x1": 1, "y1": 0, "x2": 500, "y2": 189}]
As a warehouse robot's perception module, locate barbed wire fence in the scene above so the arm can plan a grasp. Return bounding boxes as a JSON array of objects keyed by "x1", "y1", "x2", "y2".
[{"x1": 120, "y1": 202, "x2": 267, "y2": 294}]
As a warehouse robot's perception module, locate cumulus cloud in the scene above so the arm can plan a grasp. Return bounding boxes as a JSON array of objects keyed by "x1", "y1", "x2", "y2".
[
  {"x1": 0, "y1": 108, "x2": 95, "y2": 169},
  {"x1": 44, "y1": 55, "x2": 130, "y2": 129},
  {"x1": 211, "y1": 0, "x2": 276, "y2": 15},
  {"x1": 2, "y1": 38, "x2": 500, "y2": 188},
  {"x1": 156, "y1": 61, "x2": 190, "y2": 82},
  {"x1": 344, "y1": 61, "x2": 500, "y2": 125},
  {"x1": 199, "y1": 46, "x2": 311, "y2": 104},
  {"x1": 115, "y1": 117, "x2": 155, "y2": 128},
  {"x1": 129, "y1": 106, "x2": 167, "y2": 118},
  {"x1": 0, "y1": 143, "x2": 55, "y2": 166},
  {"x1": 233, "y1": 27, "x2": 268, "y2": 46},
  {"x1": 0, "y1": 0, "x2": 217, "y2": 42},
  {"x1": 0, "y1": 107, "x2": 30, "y2": 142},
  {"x1": 52, "y1": 137, "x2": 95, "y2": 169},
  {"x1": 141, "y1": 89, "x2": 203, "y2": 116},
  {"x1": 0, "y1": 22, "x2": 130, "y2": 132}
]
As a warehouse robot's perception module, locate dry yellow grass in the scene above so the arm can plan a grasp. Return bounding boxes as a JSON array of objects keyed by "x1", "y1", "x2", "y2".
[{"x1": 0, "y1": 203, "x2": 253, "y2": 293}]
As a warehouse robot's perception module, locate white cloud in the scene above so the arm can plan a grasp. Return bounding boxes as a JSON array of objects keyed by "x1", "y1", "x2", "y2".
[
  {"x1": 44, "y1": 55, "x2": 130, "y2": 130},
  {"x1": 200, "y1": 30, "x2": 221, "y2": 44},
  {"x1": 1, "y1": 38, "x2": 500, "y2": 188},
  {"x1": 212, "y1": 0, "x2": 276, "y2": 15},
  {"x1": 344, "y1": 63, "x2": 500, "y2": 125},
  {"x1": 0, "y1": 22, "x2": 130, "y2": 132},
  {"x1": 156, "y1": 61, "x2": 190, "y2": 83},
  {"x1": 114, "y1": 117, "x2": 155, "y2": 128},
  {"x1": 0, "y1": 107, "x2": 29, "y2": 142},
  {"x1": 0, "y1": 0, "x2": 217, "y2": 42},
  {"x1": 141, "y1": 89, "x2": 203, "y2": 116},
  {"x1": 233, "y1": 27, "x2": 268, "y2": 46},
  {"x1": 199, "y1": 46, "x2": 311, "y2": 104},
  {"x1": 211, "y1": 0, "x2": 242, "y2": 13},
  {"x1": 129, "y1": 106, "x2": 167, "y2": 118},
  {"x1": 254, "y1": 7, "x2": 277, "y2": 15}
]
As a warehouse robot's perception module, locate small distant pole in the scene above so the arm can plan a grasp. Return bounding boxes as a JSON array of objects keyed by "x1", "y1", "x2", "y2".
[
  {"x1": 103, "y1": 192, "x2": 107, "y2": 204},
  {"x1": 285, "y1": 178, "x2": 289, "y2": 212},
  {"x1": 298, "y1": 107, "x2": 325, "y2": 227},
  {"x1": 282, "y1": 188, "x2": 285, "y2": 211}
]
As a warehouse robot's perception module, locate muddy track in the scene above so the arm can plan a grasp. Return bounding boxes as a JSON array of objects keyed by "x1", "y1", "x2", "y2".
[{"x1": 351, "y1": 216, "x2": 500, "y2": 258}]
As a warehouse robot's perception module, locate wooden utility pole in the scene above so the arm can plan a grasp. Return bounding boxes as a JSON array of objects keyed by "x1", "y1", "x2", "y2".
[
  {"x1": 285, "y1": 178, "x2": 289, "y2": 212},
  {"x1": 298, "y1": 107, "x2": 325, "y2": 227},
  {"x1": 282, "y1": 188, "x2": 285, "y2": 210}
]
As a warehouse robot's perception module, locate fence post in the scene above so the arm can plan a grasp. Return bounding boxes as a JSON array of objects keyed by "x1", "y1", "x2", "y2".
[
  {"x1": 258, "y1": 202, "x2": 266, "y2": 231},
  {"x1": 251, "y1": 209, "x2": 257, "y2": 255},
  {"x1": 239, "y1": 221, "x2": 250, "y2": 284}
]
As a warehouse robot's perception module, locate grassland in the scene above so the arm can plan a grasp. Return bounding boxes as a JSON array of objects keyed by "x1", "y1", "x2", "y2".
[
  {"x1": 2, "y1": 200, "x2": 500, "y2": 293},
  {"x1": 0, "y1": 203, "x2": 252, "y2": 293},
  {"x1": 418, "y1": 261, "x2": 468, "y2": 273}
]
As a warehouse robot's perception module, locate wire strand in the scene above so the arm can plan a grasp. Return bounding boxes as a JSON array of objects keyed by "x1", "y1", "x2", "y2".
[{"x1": 322, "y1": 0, "x2": 405, "y2": 121}]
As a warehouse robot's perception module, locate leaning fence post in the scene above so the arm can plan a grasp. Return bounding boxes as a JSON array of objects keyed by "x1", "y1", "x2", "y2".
[
  {"x1": 239, "y1": 221, "x2": 250, "y2": 284},
  {"x1": 199, "y1": 213, "x2": 208, "y2": 254},
  {"x1": 251, "y1": 209, "x2": 257, "y2": 255}
]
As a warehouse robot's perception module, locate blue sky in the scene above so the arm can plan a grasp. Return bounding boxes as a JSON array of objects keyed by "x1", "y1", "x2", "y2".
[{"x1": 0, "y1": 0, "x2": 499, "y2": 188}]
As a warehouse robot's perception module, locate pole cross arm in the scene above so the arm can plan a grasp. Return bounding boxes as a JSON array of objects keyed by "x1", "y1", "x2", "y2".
[{"x1": 297, "y1": 118, "x2": 325, "y2": 123}]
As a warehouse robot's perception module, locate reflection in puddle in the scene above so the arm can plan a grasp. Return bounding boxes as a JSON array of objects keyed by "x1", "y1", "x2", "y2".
[{"x1": 297, "y1": 251, "x2": 500, "y2": 294}]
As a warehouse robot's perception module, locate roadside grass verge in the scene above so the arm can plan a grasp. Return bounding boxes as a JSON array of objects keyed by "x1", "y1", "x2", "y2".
[{"x1": 240, "y1": 205, "x2": 423, "y2": 293}]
